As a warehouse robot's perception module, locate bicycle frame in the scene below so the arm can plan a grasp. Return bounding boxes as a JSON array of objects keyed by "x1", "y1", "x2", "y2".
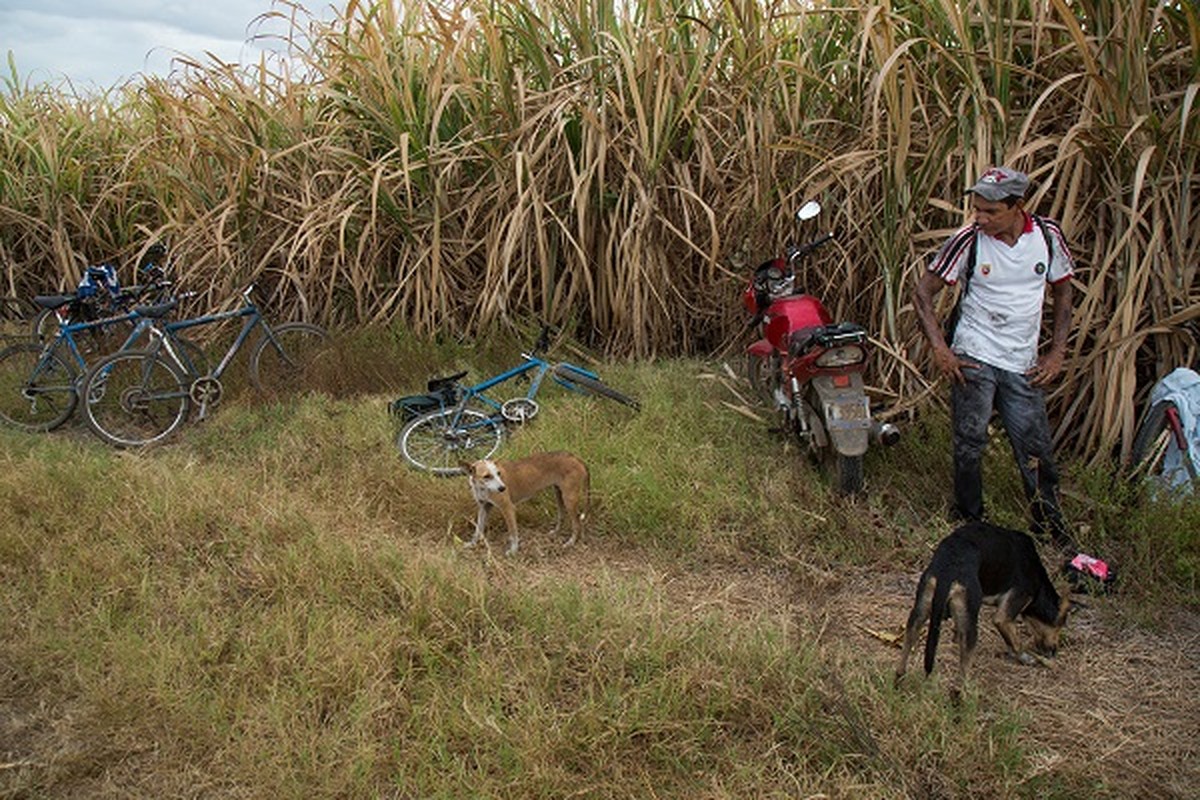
[
  {"x1": 439, "y1": 352, "x2": 607, "y2": 427},
  {"x1": 68, "y1": 286, "x2": 269, "y2": 417},
  {"x1": 76, "y1": 286, "x2": 330, "y2": 446},
  {"x1": 42, "y1": 308, "x2": 155, "y2": 375},
  {"x1": 154, "y1": 286, "x2": 270, "y2": 380},
  {"x1": 461, "y1": 356, "x2": 553, "y2": 415}
]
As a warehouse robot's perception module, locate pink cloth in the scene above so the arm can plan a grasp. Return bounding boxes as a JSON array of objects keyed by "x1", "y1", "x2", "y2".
[{"x1": 1070, "y1": 553, "x2": 1110, "y2": 581}]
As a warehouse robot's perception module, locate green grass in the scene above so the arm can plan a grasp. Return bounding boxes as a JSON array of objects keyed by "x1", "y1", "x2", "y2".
[{"x1": 0, "y1": 334, "x2": 1196, "y2": 797}]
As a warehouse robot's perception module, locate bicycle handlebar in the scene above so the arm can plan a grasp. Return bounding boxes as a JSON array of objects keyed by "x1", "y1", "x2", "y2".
[{"x1": 534, "y1": 322, "x2": 559, "y2": 356}]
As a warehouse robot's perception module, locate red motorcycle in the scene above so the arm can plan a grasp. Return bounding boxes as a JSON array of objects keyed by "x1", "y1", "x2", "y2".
[{"x1": 742, "y1": 200, "x2": 898, "y2": 494}]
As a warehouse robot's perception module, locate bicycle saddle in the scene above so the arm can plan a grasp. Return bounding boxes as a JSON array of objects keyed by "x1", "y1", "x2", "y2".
[
  {"x1": 133, "y1": 299, "x2": 179, "y2": 319},
  {"x1": 427, "y1": 371, "x2": 468, "y2": 392},
  {"x1": 33, "y1": 294, "x2": 77, "y2": 309}
]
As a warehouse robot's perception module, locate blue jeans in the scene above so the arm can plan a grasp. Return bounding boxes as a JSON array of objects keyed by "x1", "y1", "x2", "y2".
[{"x1": 951, "y1": 360, "x2": 1073, "y2": 549}]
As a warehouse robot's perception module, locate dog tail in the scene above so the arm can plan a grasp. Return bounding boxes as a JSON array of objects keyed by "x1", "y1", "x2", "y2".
[
  {"x1": 581, "y1": 463, "x2": 591, "y2": 524},
  {"x1": 924, "y1": 576, "x2": 951, "y2": 675}
]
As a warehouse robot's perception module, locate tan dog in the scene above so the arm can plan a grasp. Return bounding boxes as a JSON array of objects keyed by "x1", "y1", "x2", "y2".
[{"x1": 459, "y1": 451, "x2": 590, "y2": 555}]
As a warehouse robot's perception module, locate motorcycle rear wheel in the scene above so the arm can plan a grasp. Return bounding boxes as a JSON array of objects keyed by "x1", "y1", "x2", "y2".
[
  {"x1": 835, "y1": 453, "x2": 864, "y2": 496},
  {"x1": 799, "y1": 388, "x2": 865, "y2": 496}
]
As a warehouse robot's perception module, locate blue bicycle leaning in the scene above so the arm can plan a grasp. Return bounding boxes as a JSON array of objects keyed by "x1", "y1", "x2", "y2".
[
  {"x1": 79, "y1": 284, "x2": 331, "y2": 448},
  {"x1": 394, "y1": 326, "x2": 639, "y2": 475},
  {"x1": 0, "y1": 280, "x2": 193, "y2": 432}
]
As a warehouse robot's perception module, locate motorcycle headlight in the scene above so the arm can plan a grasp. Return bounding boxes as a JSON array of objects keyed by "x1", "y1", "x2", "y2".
[
  {"x1": 815, "y1": 345, "x2": 866, "y2": 367},
  {"x1": 767, "y1": 275, "x2": 794, "y2": 298}
]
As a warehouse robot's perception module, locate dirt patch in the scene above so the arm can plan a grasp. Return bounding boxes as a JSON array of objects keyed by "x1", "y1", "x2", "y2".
[
  {"x1": 838, "y1": 566, "x2": 1200, "y2": 798},
  {"x1": 510, "y1": 538, "x2": 1200, "y2": 798}
]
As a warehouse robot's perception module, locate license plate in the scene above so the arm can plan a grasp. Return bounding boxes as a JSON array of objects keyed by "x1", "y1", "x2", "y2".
[{"x1": 825, "y1": 397, "x2": 870, "y2": 429}]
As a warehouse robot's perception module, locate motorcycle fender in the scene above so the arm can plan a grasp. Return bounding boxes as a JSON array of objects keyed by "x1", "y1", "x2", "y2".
[
  {"x1": 810, "y1": 374, "x2": 871, "y2": 457},
  {"x1": 747, "y1": 339, "x2": 775, "y2": 358}
]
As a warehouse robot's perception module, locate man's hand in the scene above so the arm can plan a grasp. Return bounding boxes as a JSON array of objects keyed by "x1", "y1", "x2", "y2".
[
  {"x1": 1028, "y1": 348, "x2": 1065, "y2": 387},
  {"x1": 933, "y1": 344, "x2": 978, "y2": 384},
  {"x1": 1031, "y1": 280, "x2": 1073, "y2": 388}
]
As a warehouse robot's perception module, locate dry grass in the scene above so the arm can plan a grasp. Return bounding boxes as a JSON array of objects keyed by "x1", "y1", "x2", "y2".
[{"x1": 0, "y1": 0, "x2": 1196, "y2": 471}]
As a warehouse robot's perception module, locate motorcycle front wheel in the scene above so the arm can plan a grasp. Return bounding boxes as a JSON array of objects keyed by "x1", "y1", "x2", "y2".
[{"x1": 746, "y1": 354, "x2": 776, "y2": 407}]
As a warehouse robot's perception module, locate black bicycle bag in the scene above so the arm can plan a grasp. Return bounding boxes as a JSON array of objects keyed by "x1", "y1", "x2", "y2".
[{"x1": 388, "y1": 372, "x2": 467, "y2": 422}]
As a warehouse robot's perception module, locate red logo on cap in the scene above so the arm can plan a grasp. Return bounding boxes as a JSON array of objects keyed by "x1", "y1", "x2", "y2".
[{"x1": 980, "y1": 168, "x2": 1008, "y2": 183}]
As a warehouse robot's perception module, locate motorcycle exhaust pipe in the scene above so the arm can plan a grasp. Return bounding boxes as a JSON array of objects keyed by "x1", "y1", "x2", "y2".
[{"x1": 871, "y1": 420, "x2": 900, "y2": 448}]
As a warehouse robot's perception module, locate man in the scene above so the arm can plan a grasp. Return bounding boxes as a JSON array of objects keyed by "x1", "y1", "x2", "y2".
[{"x1": 913, "y1": 166, "x2": 1076, "y2": 551}]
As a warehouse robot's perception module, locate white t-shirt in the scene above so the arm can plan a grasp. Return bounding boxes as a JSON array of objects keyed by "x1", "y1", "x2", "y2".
[{"x1": 929, "y1": 214, "x2": 1074, "y2": 373}]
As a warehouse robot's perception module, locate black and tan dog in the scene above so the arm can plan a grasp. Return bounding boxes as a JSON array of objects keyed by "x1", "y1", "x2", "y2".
[
  {"x1": 896, "y1": 521, "x2": 1072, "y2": 685},
  {"x1": 459, "y1": 451, "x2": 590, "y2": 556}
]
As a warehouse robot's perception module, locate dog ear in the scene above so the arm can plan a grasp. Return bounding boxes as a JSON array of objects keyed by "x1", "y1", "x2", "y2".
[{"x1": 458, "y1": 460, "x2": 474, "y2": 475}]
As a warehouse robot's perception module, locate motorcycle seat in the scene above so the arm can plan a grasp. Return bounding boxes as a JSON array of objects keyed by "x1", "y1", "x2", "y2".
[
  {"x1": 789, "y1": 323, "x2": 867, "y2": 356},
  {"x1": 817, "y1": 322, "x2": 867, "y2": 347}
]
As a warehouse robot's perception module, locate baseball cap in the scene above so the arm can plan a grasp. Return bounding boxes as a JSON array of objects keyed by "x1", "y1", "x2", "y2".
[{"x1": 967, "y1": 166, "x2": 1029, "y2": 202}]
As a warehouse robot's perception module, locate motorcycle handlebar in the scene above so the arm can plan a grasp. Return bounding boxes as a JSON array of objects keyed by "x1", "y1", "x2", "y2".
[
  {"x1": 788, "y1": 231, "x2": 835, "y2": 265},
  {"x1": 534, "y1": 321, "x2": 561, "y2": 355}
]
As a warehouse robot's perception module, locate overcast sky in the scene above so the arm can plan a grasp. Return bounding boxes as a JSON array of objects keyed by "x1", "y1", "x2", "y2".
[{"x1": 1, "y1": 1, "x2": 335, "y2": 92}]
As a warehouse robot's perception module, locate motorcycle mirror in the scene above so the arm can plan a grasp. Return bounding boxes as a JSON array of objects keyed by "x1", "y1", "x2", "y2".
[{"x1": 796, "y1": 201, "x2": 821, "y2": 222}]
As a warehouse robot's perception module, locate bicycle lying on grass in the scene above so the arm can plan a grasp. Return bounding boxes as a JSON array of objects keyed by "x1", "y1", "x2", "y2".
[
  {"x1": 393, "y1": 326, "x2": 640, "y2": 475},
  {"x1": 79, "y1": 284, "x2": 331, "y2": 448}
]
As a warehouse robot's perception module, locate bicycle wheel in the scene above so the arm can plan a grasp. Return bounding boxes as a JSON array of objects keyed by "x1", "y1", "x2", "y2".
[
  {"x1": 1130, "y1": 400, "x2": 1170, "y2": 473},
  {"x1": 82, "y1": 349, "x2": 191, "y2": 448},
  {"x1": 0, "y1": 341, "x2": 78, "y2": 431},
  {"x1": 552, "y1": 363, "x2": 641, "y2": 410},
  {"x1": 1129, "y1": 399, "x2": 1196, "y2": 487},
  {"x1": 398, "y1": 408, "x2": 504, "y2": 475},
  {"x1": 248, "y1": 322, "x2": 332, "y2": 396}
]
